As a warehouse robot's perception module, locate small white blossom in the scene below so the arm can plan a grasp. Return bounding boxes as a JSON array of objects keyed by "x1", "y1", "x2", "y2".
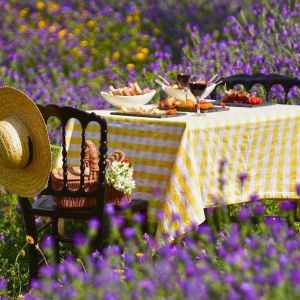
[{"x1": 105, "y1": 161, "x2": 135, "y2": 194}]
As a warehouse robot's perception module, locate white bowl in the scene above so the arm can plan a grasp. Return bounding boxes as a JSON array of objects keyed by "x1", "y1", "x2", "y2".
[
  {"x1": 101, "y1": 90, "x2": 156, "y2": 108},
  {"x1": 163, "y1": 86, "x2": 196, "y2": 102}
]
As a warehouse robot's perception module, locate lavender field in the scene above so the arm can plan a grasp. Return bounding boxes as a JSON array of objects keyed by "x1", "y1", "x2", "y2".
[{"x1": 0, "y1": 0, "x2": 300, "y2": 299}]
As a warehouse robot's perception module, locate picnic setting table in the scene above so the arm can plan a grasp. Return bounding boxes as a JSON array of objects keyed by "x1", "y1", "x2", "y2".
[{"x1": 58, "y1": 104, "x2": 300, "y2": 240}]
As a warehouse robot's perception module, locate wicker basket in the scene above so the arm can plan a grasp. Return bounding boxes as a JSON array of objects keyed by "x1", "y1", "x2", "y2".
[{"x1": 51, "y1": 140, "x2": 132, "y2": 209}]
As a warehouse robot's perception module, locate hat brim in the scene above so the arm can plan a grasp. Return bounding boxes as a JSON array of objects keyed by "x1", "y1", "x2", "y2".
[{"x1": 0, "y1": 87, "x2": 52, "y2": 197}]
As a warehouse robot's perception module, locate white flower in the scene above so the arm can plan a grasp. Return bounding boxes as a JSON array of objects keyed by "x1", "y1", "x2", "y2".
[{"x1": 105, "y1": 161, "x2": 135, "y2": 194}]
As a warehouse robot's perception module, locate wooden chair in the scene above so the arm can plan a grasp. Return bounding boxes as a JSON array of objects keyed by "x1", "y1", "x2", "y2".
[
  {"x1": 18, "y1": 104, "x2": 148, "y2": 283},
  {"x1": 212, "y1": 73, "x2": 300, "y2": 103}
]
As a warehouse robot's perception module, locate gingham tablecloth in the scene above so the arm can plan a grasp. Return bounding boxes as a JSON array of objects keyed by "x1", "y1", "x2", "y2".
[{"x1": 58, "y1": 105, "x2": 300, "y2": 240}]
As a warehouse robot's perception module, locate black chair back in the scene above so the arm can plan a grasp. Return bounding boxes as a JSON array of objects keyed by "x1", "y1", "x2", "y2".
[
  {"x1": 37, "y1": 104, "x2": 108, "y2": 214},
  {"x1": 217, "y1": 73, "x2": 300, "y2": 103}
]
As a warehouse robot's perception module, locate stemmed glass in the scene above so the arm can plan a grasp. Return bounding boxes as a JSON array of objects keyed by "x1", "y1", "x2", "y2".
[
  {"x1": 177, "y1": 68, "x2": 192, "y2": 101},
  {"x1": 189, "y1": 77, "x2": 208, "y2": 116}
]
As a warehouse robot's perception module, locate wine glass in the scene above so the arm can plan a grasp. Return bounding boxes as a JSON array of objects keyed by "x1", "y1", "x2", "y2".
[
  {"x1": 177, "y1": 68, "x2": 192, "y2": 101},
  {"x1": 189, "y1": 78, "x2": 207, "y2": 116}
]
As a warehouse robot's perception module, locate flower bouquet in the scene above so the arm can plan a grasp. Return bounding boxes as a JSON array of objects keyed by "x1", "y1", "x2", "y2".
[{"x1": 104, "y1": 156, "x2": 135, "y2": 205}]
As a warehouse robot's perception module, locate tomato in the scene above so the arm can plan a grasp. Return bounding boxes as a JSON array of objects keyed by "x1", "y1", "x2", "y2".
[
  {"x1": 221, "y1": 101, "x2": 226, "y2": 108},
  {"x1": 249, "y1": 96, "x2": 263, "y2": 105},
  {"x1": 158, "y1": 101, "x2": 164, "y2": 108},
  {"x1": 256, "y1": 97, "x2": 262, "y2": 105},
  {"x1": 249, "y1": 96, "x2": 256, "y2": 105}
]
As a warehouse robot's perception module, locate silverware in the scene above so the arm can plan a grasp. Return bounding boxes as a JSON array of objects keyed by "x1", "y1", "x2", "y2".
[{"x1": 158, "y1": 75, "x2": 171, "y2": 86}]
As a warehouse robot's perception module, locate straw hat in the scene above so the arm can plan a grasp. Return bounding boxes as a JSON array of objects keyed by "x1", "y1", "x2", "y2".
[{"x1": 0, "y1": 87, "x2": 51, "y2": 197}]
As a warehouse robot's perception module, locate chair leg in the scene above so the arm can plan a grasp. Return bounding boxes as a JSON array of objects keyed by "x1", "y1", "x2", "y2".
[
  {"x1": 18, "y1": 197, "x2": 39, "y2": 284},
  {"x1": 93, "y1": 216, "x2": 104, "y2": 251},
  {"x1": 28, "y1": 243, "x2": 39, "y2": 283},
  {"x1": 51, "y1": 217, "x2": 60, "y2": 264}
]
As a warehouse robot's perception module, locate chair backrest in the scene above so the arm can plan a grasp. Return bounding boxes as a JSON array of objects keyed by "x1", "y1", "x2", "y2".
[
  {"x1": 37, "y1": 104, "x2": 108, "y2": 212},
  {"x1": 218, "y1": 73, "x2": 300, "y2": 103}
]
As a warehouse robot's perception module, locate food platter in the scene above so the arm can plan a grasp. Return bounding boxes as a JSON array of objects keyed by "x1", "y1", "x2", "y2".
[
  {"x1": 110, "y1": 106, "x2": 186, "y2": 118},
  {"x1": 212, "y1": 101, "x2": 275, "y2": 108},
  {"x1": 110, "y1": 112, "x2": 186, "y2": 118},
  {"x1": 158, "y1": 106, "x2": 230, "y2": 113}
]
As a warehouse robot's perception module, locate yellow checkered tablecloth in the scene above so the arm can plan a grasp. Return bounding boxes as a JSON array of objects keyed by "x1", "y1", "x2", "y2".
[{"x1": 58, "y1": 105, "x2": 300, "y2": 240}]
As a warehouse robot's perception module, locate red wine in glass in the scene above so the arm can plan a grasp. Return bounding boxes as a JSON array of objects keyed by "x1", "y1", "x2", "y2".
[
  {"x1": 177, "y1": 73, "x2": 192, "y2": 101},
  {"x1": 189, "y1": 80, "x2": 207, "y2": 115},
  {"x1": 177, "y1": 73, "x2": 191, "y2": 87}
]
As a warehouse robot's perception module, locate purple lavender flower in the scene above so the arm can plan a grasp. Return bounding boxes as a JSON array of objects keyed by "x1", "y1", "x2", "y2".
[
  {"x1": 88, "y1": 218, "x2": 101, "y2": 230},
  {"x1": 123, "y1": 227, "x2": 136, "y2": 239},
  {"x1": 0, "y1": 277, "x2": 7, "y2": 290},
  {"x1": 73, "y1": 232, "x2": 87, "y2": 247},
  {"x1": 237, "y1": 206, "x2": 251, "y2": 221},
  {"x1": 279, "y1": 200, "x2": 297, "y2": 212}
]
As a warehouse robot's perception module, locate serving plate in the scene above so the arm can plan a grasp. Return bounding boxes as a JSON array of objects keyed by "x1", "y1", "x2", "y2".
[
  {"x1": 110, "y1": 111, "x2": 186, "y2": 118},
  {"x1": 213, "y1": 101, "x2": 275, "y2": 108},
  {"x1": 158, "y1": 106, "x2": 230, "y2": 113},
  {"x1": 101, "y1": 90, "x2": 156, "y2": 108}
]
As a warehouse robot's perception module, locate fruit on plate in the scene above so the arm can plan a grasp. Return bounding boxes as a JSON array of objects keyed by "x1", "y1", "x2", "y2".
[
  {"x1": 161, "y1": 97, "x2": 215, "y2": 110},
  {"x1": 223, "y1": 89, "x2": 263, "y2": 105},
  {"x1": 199, "y1": 101, "x2": 214, "y2": 110},
  {"x1": 164, "y1": 96, "x2": 177, "y2": 107},
  {"x1": 249, "y1": 96, "x2": 262, "y2": 105},
  {"x1": 177, "y1": 99, "x2": 196, "y2": 109},
  {"x1": 107, "y1": 82, "x2": 152, "y2": 96}
]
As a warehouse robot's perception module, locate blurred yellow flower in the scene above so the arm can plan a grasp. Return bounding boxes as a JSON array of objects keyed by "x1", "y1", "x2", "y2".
[
  {"x1": 103, "y1": 57, "x2": 110, "y2": 64},
  {"x1": 87, "y1": 20, "x2": 95, "y2": 28},
  {"x1": 141, "y1": 47, "x2": 149, "y2": 55},
  {"x1": 112, "y1": 31, "x2": 119, "y2": 38},
  {"x1": 135, "y1": 52, "x2": 146, "y2": 61},
  {"x1": 80, "y1": 40, "x2": 89, "y2": 47},
  {"x1": 130, "y1": 41, "x2": 137, "y2": 48},
  {"x1": 19, "y1": 8, "x2": 29, "y2": 17},
  {"x1": 73, "y1": 28, "x2": 81, "y2": 35},
  {"x1": 153, "y1": 27, "x2": 161, "y2": 35},
  {"x1": 49, "y1": 2, "x2": 60, "y2": 12},
  {"x1": 126, "y1": 63, "x2": 135, "y2": 70},
  {"x1": 19, "y1": 24, "x2": 28, "y2": 32},
  {"x1": 36, "y1": 1, "x2": 45, "y2": 10},
  {"x1": 126, "y1": 15, "x2": 133, "y2": 23},
  {"x1": 19, "y1": 249, "x2": 25, "y2": 257},
  {"x1": 72, "y1": 47, "x2": 80, "y2": 55},
  {"x1": 136, "y1": 252, "x2": 144, "y2": 257},
  {"x1": 49, "y1": 25, "x2": 57, "y2": 33},
  {"x1": 18, "y1": 294, "x2": 24, "y2": 299},
  {"x1": 114, "y1": 268, "x2": 124, "y2": 273},
  {"x1": 38, "y1": 20, "x2": 46, "y2": 29},
  {"x1": 58, "y1": 29, "x2": 67, "y2": 39},
  {"x1": 133, "y1": 10, "x2": 140, "y2": 17},
  {"x1": 91, "y1": 48, "x2": 98, "y2": 55},
  {"x1": 26, "y1": 235, "x2": 34, "y2": 244},
  {"x1": 134, "y1": 16, "x2": 140, "y2": 23},
  {"x1": 81, "y1": 68, "x2": 88, "y2": 74},
  {"x1": 112, "y1": 51, "x2": 120, "y2": 60}
]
